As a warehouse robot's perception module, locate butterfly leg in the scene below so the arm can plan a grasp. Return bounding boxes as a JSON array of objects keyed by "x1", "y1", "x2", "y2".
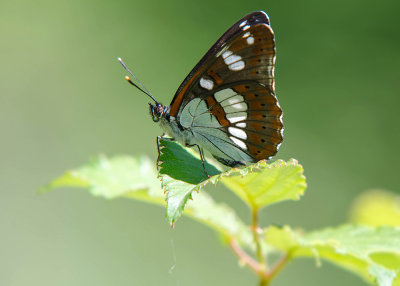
[{"x1": 195, "y1": 144, "x2": 211, "y2": 178}]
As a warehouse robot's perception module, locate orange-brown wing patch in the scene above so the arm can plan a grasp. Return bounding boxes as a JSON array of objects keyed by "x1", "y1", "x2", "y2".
[
  {"x1": 207, "y1": 69, "x2": 223, "y2": 85},
  {"x1": 204, "y1": 96, "x2": 230, "y2": 127}
]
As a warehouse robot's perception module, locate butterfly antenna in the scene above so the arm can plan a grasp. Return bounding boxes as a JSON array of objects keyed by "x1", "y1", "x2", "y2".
[{"x1": 117, "y1": 57, "x2": 158, "y2": 104}]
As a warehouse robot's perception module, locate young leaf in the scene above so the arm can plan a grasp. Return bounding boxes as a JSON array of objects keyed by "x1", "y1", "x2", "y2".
[
  {"x1": 159, "y1": 139, "x2": 220, "y2": 225},
  {"x1": 349, "y1": 190, "x2": 400, "y2": 227},
  {"x1": 40, "y1": 155, "x2": 165, "y2": 204},
  {"x1": 185, "y1": 191, "x2": 253, "y2": 248},
  {"x1": 158, "y1": 140, "x2": 307, "y2": 224},
  {"x1": 158, "y1": 139, "x2": 221, "y2": 184},
  {"x1": 41, "y1": 154, "x2": 254, "y2": 248},
  {"x1": 162, "y1": 172, "x2": 229, "y2": 226},
  {"x1": 220, "y1": 159, "x2": 307, "y2": 210},
  {"x1": 266, "y1": 225, "x2": 400, "y2": 286}
]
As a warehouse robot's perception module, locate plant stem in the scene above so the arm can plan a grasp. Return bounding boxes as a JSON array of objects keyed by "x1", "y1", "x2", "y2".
[
  {"x1": 251, "y1": 207, "x2": 267, "y2": 270},
  {"x1": 229, "y1": 207, "x2": 291, "y2": 286},
  {"x1": 266, "y1": 254, "x2": 290, "y2": 281},
  {"x1": 228, "y1": 239, "x2": 264, "y2": 275},
  {"x1": 229, "y1": 237, "x2": 290, "y2": 286}
]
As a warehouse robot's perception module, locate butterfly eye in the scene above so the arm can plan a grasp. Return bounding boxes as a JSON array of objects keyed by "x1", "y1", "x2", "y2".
[{"x1": 149, "y1": 103, "x2": 160, "y2": 122}]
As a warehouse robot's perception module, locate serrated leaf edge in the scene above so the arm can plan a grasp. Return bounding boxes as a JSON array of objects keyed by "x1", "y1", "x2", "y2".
[{"x1": 160, "y1": 158, "x2": 304, "y2": 225}]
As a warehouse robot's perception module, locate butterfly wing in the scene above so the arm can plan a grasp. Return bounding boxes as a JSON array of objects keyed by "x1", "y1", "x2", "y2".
[{"x1": 170, "y1": 11, "x2": 283, "y2": 165}]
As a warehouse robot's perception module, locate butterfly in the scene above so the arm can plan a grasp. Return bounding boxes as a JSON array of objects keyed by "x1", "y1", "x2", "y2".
[{"x1": 119, "y1": 11, "x2": 283, "y2": 175}]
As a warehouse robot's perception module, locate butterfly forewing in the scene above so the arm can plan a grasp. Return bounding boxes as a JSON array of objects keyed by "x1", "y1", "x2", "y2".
[
  {"x1": 170, "y1": 11, "x2": 283, "y2": 165},
  {"x1": 207, "y1": 25, "x2": 276, "y2": 91},
  {"x1": 170, "y1": 11, "x2": 272, "y2": 115}
]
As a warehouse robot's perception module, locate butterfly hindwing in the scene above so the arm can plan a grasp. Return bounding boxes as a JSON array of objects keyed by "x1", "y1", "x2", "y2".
[
  {"x1": 178, "y1": 96, "x2": 253, "y2": 165},
  {"x1": 203, "y1": 82, "x2": 283, "y2": 161}
]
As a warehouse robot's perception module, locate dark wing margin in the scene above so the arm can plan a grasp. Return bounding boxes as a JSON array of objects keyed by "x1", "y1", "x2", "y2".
[{"x1": 169, "y1": 11, "x2": 271, "y2": 117}]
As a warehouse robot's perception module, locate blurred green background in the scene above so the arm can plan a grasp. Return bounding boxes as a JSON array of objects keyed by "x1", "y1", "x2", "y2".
[{"x1": 1, "y1": 0, "x2": 399, "y2": 285}]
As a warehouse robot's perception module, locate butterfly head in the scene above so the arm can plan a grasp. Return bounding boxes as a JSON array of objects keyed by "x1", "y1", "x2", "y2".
[{"x1": 149, "y1": 103, "x2": 169, "y2": 122}]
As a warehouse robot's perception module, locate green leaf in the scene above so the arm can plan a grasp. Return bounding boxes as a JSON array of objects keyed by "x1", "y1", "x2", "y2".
[
  {"x1": 184, "y1": 191, "x2": 253, "y2": 248},
  {"x1": 349, "y1": 190, "x2": 400, "y2": 227},
  {"x1": 158, "y1": 139, "x2": 221, "y2": 226},
  {"x1": 162, "y1": 173, "x2": 253, "y2": 244},
  {"x1": 159, "y1": 140, "x2": 307, "y2": 225},
  {"x1": 40, "y1": 155, "x2": 165, "y2": 205},
  {"x1": 220, "y1": 159, "x2": 307, "y2": 210},
  {"x1": 158, "y1": 139, "x2": 221, "y2": 184},
  {"x1": 266, "y1": 225, "x2": 400, "y2": 286},
  {"x1": 162, "y1": 169, "x2": 229, "y2": 226},
  {"x1": 41, "y1": 154, "x2": 253, "y2": 248}
]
